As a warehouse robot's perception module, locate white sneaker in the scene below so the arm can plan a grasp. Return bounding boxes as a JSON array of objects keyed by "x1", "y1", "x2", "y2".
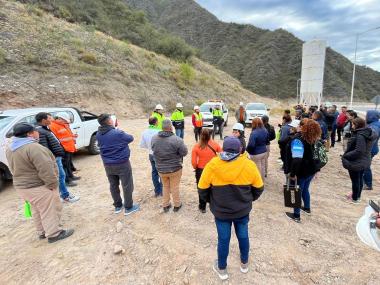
[
  {"x1": 240, "y1": 262, "x2": 249, "y2": 273},
  {"x1": 63, "y1": 194, "x2": 80, "y2": 203},
  {"x1": 213, "y1": 260, "x2": 228, "y2": 280}
]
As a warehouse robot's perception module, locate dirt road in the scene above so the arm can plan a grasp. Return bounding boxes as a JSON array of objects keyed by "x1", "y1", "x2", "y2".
[{"x1": 0, "y1": 118, "x2": 379, "y2": 285}]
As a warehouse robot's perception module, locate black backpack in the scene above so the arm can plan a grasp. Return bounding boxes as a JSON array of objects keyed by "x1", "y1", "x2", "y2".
[{"x1": 312, "y1": 140, "x2": 328, "y2": 170}]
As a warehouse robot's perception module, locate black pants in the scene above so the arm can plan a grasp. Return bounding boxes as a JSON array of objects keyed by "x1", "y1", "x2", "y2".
[
  {"x1": 213, "y1": 122, "x2": 224, "y2": 140},
  {"x1": 348, "y1": 169, "x2": 364, "y2": 201},
  {"x1": 63, "y1": 152, "x2": 74, "y2": 182},
  {"x1": 104, "y1": 161, "x2": 134, "y2": 209},
  {"x1": 195, "y1": 168, "x2": 206, "y2": 210},
  {"x1": 337, "y1": 127, "x2": 343, "y2": 142},
  {"x1": 194, "y1": 127, "x2": 202, "y2": 142}
]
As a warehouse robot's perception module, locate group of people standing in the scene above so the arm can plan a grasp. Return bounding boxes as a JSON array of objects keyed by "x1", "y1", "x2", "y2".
[{"x1": 6, "y1": 101, "x2": 379, "y2": 281}]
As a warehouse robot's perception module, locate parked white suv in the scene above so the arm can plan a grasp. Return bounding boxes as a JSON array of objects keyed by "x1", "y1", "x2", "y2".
[
  {"x1": 0, "y1": 107, "x2": 116, "y2": 190},
  {"x1": 199, "y1": 100, "x2": 229, "y2": 128},
  {"x1": 245, "y1": 103, "x2": 269, "y2": 125}
]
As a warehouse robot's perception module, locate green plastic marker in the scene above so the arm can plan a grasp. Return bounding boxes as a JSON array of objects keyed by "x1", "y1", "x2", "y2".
[{"x1": 24, "y1": 201, "x2": 32, "y2": 218}]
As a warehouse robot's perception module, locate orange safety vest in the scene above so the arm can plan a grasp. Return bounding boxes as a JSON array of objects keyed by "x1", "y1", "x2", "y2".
[
  {"x1": 49, "y1": 121, "x2": 76, "y2": 153},
  {"x1": 194, "y1": 112, "x2": 203, "y2": 127}
]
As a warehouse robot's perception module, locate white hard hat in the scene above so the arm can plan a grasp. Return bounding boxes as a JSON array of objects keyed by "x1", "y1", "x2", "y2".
[
  {"x1": 232, "y1": 123, "x2": 244, "y2": 132},
  {"x1": 239, "y1": 102, "x2": 244, "y2": 106},
  {"x1": 176, "y1": 103, "x2": 183, "y2": 108},
  {"x1": 194, "y1": 105, "x2": 199, "y2": 110},
  {"x1": 289, "y1": 119, "x2": 300, "y2": 128},
  {"x1": 56, "y1": 112, "x2": 71, "y2": 123},
  {"x1": 155, "y1": 104, "x2": 163, "y2": 110}
]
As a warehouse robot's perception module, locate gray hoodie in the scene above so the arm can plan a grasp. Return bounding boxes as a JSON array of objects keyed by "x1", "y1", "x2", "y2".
[{"x1": 151, "y1": 131, "x2": 188, "y2": 173}]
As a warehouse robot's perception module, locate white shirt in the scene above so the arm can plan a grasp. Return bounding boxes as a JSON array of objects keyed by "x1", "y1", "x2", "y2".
[{"x1": 140, "y1": 128, "x2": 160, "y2": 155}]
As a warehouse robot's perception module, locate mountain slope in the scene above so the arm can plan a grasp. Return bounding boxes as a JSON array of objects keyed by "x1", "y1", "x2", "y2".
[
  {"x1": 124, "y1": 0, "x2": 380, "y2": 101},
  {"x1": 0, "y1": 1, "x2": 276, "y2": 116}
]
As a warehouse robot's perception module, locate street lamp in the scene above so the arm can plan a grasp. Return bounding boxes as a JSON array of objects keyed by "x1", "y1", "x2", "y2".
[
  {"x1": 350, "y1": 26, "x2": 380, "y2": 109},
  {"x1": 296, "y1": 78, "x2": 301, "y2": 104}
]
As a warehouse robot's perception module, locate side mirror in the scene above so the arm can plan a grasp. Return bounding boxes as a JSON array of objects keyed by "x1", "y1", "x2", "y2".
[
  {"x1": 223, "y1": 110, "x2": 228, "y2": 113},
  {"x1": 267, "y1": 108, "x2": 271, "y2": 111},
  {"x1": 6, "y1": 131, "x2": 13, "y2": 138}
]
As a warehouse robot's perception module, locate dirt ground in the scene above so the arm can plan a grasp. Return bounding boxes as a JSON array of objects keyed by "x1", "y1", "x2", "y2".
[{"x1": 0, "y1": 117, "x2": 379, "y2": 285}]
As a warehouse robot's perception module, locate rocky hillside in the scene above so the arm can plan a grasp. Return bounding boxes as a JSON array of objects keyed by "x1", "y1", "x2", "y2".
[
  {"x1": 124, "y1": 0, "x2": 380, "y2": 101},
  {"x1": 0, "y1": 1, "x2": 276, "y2": 117}
]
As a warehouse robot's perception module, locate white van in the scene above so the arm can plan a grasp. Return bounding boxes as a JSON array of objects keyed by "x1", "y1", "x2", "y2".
[
  {"x1": 245, "y1": 103, "x2": 269, "y2": 125},
  {"x1": 199, "y1": 100, "x2": 229, "y2": 128}
]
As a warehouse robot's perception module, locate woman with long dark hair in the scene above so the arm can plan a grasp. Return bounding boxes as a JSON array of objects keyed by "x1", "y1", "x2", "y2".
[
  {"x1": 191, "y1": 128, "x2": 222, "y2": 213},
  {"x1": 247, "y1": 117, "x2": 268, "y2": 179},
  {"x1": 284, "y1": 119, "x2": 322, "y2": 223},
  {"x1": 342, "y1": 117, "x2": 377, "y2": 204}
]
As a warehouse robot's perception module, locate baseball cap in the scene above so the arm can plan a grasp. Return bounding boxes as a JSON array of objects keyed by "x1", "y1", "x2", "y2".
[
  {"x1": 222, "y1": 136, "x2": 241, "y2": 154},
  {"x1": 13, "y1": 123, "x2": 37, "y2": 137}
]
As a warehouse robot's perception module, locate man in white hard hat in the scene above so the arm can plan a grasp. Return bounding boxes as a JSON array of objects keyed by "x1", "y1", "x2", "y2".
[
  {"x1": 49, "y1": 112, "x2": 80, "y2": 187},
  {"x1": 232, "y1": 123, "x2": 246, "y2": 154},
  {"x1": 151, "y1": 104, "x2": 165, "y2": 130},
  {"x1": 171, "y1": 103, "x2": 185, "y2": 139},
  {"x1": 235, "y1": 102, "x2": 247, "y2": 128},
  {"x1": 192, "y1": 105, "x2": 203, "y2": 142}
]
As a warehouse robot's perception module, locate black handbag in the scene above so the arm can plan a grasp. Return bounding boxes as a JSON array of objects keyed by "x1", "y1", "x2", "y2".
[{"x1": 283, "y1": 177, "x2": 302, "y2": 208}]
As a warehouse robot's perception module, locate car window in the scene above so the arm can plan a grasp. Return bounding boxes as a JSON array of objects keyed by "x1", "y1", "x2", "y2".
[
  {"x1": 200, "y1": 104, "x2": 213, "y2": 112},
  {"x1": 246, "y1": 103, "x2": 266, "y2": 111},
  {"x1": 0, "y1": 116, "x2": 15, "y2": 131},
  {"x1": 18, "y1": 115, "x2": 37, "y2": 125}
]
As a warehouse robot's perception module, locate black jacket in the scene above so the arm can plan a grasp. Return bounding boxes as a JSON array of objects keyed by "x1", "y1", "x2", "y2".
[
  {"x1": 37, "y1": 125, "x2": 65, "y2": 157},
  {"x1": 342, "y1": 127, "x2": 377, "y2": 171},
  {"x1": 284, "y1": 133, "x2": 319, "y2": 178},
  {"x1": 264, "y1": 123, "x2": 276, "y2": 145}
]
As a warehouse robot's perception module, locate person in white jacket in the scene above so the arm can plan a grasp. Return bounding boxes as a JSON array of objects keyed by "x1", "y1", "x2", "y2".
[{"x1": 140, "y1": 117, "x2": 162, "y2": 197}]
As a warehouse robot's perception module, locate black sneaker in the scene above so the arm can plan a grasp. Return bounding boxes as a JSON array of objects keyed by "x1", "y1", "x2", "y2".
[
  {"x1": 364, "y1": 185, "x2": 373, "y2": 190},
  {"x1": 48, "y1": 229, "x2": 74, "y2": 243},
  {"x1": 285, "y1": 212, "x2": 301, "y2": 223},
  {"x1": 199, "y1": 208, "x2": 206, "y2": 214},
  {"x1": 66, "y1": 181, "x2": 77, "y2": 187},
  {"x1": 39, "y1": 233, "x2": 46, "y2": 240},
  {"x1": 163, "y1": 204, "x2": 172, "y2": 213},
  {"x1": 173, "y1": 203, "x2": 182, "y2": 212},
  {"x1": 71, "y1": 176, "x2": 81, "y2": 181},
  {"x1": 301, "y1": 207, "x2": 311, "y2": 215}
]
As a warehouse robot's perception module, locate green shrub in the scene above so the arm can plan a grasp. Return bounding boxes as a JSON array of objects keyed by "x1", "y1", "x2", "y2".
[
  {"x1": 23, "y1": 0, "x2": 195, "y2": 61},
  {"x1": 79, "y1": 52, "x2": 97, "y2": 64},
  {"x1": 179, "y1": 63, "x2": 195, "y2": 83}
]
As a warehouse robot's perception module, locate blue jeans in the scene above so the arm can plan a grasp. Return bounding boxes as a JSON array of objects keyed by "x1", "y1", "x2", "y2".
[
  {"x1": 215, "y1": 215, "x2": 250, "y2": 270},
  {"x1": 175, "y1": 128, "x2": 184, "y2": 139},
  {"x1": 56, "y1": 157, "x2": 70, "y2": 199},
  {"x1": 363, "y1": 155, "x2": 374, "y2": 188},
  {"x1": 294, "y1": 175, "x2": 314, "y2": 216},
  {"x1": 149, "y1": 154, "x2": 162, "y2": 195}
]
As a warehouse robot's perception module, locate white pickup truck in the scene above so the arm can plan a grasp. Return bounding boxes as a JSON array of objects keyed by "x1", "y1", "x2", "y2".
[{"x1": 0, "y1": 107, "x2": 116, "y2": 190}]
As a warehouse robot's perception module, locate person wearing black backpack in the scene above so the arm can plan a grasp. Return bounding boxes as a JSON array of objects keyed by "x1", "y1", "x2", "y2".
[
  {"x1": 284, "y1": 119, "x2": 322, "y2": 223},
  {"x1": 262, "y1": 115, "x2": 276, "y2": 177}
]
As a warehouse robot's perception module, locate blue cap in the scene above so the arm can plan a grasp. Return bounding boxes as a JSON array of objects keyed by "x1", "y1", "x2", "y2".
[{"x1": 223, "y1": 136, "x2": 241, "y2": 153}]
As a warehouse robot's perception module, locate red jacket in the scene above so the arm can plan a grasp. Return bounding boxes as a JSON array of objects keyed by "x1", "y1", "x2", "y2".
[{"x1": 337, "y1": 112, "x2": 348, "y2": 128}]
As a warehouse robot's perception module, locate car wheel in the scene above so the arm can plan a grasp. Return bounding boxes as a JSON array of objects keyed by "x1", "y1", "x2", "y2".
[
  {"x1": 0, "y1": 171, "x2": 5, "y2": 191},
  {"x1": 88, "y1": 134, "x2": 100, "y2": 155}
]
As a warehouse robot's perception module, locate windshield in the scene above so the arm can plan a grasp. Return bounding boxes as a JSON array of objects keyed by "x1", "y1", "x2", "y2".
[
  {"x1": 246, "y1": 103, "x2": 266, "y2": 111},
  {"x1": 0, "y1": 116, "x2": 15, "y2": 131},
  {"x1": 200, "y1": 104, "x2": 216, "y2": 112}
]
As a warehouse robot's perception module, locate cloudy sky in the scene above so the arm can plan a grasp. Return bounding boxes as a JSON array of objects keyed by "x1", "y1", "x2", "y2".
[{"x1": 196, "y1": 0, "x2": 380, "y2": 71}]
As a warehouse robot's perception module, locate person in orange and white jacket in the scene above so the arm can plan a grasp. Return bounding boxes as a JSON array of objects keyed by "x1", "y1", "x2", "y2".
[
  {"x1": 49, "y1": 112, "x2": 80, "y2": 186},
  {"x1": 192, "y1": 105, "x2": 203, "y2": 142}
]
